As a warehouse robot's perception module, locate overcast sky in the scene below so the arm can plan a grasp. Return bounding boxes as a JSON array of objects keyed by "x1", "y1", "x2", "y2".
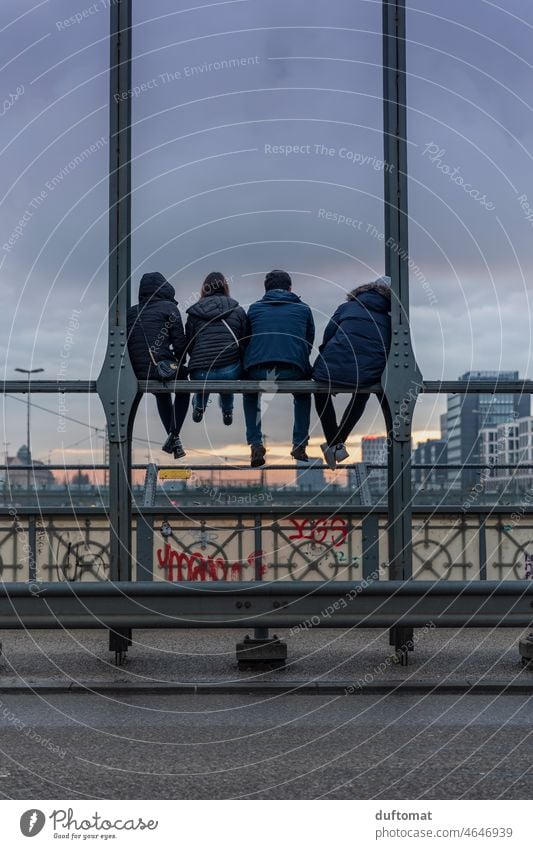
[{"x1": 1, "y1": 0, "x2": 533, "y2": 469}]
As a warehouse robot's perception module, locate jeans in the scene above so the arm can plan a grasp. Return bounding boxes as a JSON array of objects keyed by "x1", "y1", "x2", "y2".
[
  {"x1": 314, "y1": 392, "x2": 369, "y2": 446},
  {"x1": 244, "y1": 365, "x2": 311, "y2": 447},
  {"x1": 154, "y1": 393, "x2": 190, "y2": 435},
  {"x1": 190, "y1": 361, "x2": 242, "y2": 413}
]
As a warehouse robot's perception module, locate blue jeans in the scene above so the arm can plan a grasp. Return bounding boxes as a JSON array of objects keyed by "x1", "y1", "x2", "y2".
[
  {"x1": 243, "y1": 365, "x2": 311, "y2": 447},
  {"x1": 190, "y1": 361, "x2": 242, "y2": 413}
]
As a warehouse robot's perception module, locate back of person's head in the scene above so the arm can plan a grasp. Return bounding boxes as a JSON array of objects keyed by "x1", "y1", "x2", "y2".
[
  {"x1": 264, "y1": 269, "x2": 292, "y2": 292},
  {"x1": 347, "y1": 278, "x2": 391, "y2": 303},
  {"x1": 201, "y1": 272, "x2": 229, "y2": 297}
]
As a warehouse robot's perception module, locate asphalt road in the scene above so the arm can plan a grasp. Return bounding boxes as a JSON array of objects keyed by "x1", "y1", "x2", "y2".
[{"x1": 0, "y1": 692, "x2": 531, "y2": 800}]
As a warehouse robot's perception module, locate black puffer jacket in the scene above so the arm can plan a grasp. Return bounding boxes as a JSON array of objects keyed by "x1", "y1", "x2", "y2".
[
  {"x1": 185, "y1": 295, "x2": 248, "y2": 370},
  {"x1": 127, "y1": 272, "x2": 187, "y2": 380}
]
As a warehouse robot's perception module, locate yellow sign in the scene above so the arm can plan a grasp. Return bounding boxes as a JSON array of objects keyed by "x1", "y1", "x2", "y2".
[{"x1": 158, "y1": 468, "x2": 192, "y2": 480}]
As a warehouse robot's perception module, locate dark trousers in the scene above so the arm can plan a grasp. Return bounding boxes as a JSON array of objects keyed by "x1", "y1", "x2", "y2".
[
  {"x1": 314, "y1": 393, "x2": 369, "y2": 446},
  {"x1": 154, "y1": 393, "x2": 190, "y2": 435}
]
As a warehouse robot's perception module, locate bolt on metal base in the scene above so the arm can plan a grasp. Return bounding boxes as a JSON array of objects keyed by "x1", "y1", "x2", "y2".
[
  {"x1": 519, "y1": 633, "x2": 533, "y2": 668},
  {"x1": 236, "y1": 634, "x2": 287, "y2": 670},
  {"x1": 109, "y1": 627, "x2": 132, "y2": 666}
]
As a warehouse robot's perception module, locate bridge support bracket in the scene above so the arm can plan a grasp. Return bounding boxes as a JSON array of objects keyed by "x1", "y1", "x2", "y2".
[
  {"x1": 236, "y1": 635, "x2": 287, "y2": 670},
  {"x1": 519, "y1": 633, "x2": 533, "y2": 668},
  {"x1": 109, "y1": 627, "x2": 132, "y2": 666}
]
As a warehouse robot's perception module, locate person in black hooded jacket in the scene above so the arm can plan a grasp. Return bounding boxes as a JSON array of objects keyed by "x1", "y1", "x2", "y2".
[
  {"x1": 185, "y1": 272, "x2": 247, "y2": 425},
  {"x1": 312, "y1": 278, "x2": 391, "y2": 470},
  {"x1": 127, "y1": 271, "x2": 189, "y2": 458}
]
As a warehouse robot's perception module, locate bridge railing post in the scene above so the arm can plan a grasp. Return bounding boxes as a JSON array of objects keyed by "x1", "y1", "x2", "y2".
[
  {"x1": 96, "y1": 0, "x2": 137, "y2": 663},
  {"x1": 382, "y1": 0, "x2": 423, "y2": 662}
]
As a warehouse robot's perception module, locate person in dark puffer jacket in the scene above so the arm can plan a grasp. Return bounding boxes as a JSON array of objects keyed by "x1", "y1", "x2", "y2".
[
  {"x1": 185, "y1": 272, "x2": 247, "y2": 425},
  {"x1": 127, "y1": 272, "x2": 189, "y2": 459},
  {"x1": 243, "y1": 270, "x2": 315, "y2": 467},
  {"x1": 312, "y1": 278, "x2": 391, "y2": 470}
]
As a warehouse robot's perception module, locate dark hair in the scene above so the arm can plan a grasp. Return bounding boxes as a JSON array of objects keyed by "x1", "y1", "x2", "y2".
[
  {"x1": 264, "y1": 269, "x2": 292, "y2": 292},
  {"x1": 201, "y1": 272, "x2": 229, "y2": 297},
  {"x1": 347, "y1": 281, "x2": 391, "y2": 302}
]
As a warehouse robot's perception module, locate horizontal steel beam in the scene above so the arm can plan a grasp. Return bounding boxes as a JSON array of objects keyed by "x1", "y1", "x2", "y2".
[
  {"x1": 0, "y1": 461, "x2": 533, "y2": 472},
  {"x1": 1, "y1": 463, "x2": 533, "y2": 472},
  {"x1": 2, "y1": 381, "x2": 96, "y2": 393},
  {"x1": 424, "y1": 380, "x2": 533, "y2": 394},
  {"x1": 3, "y1": 379, "x2": 533, "y2": 395},
  {"x1": 0, "y1": 505, "x2": 531, "y2": 516},
  {"x1": 0, "y1": 581, "x2": 531, "y2": 629}
]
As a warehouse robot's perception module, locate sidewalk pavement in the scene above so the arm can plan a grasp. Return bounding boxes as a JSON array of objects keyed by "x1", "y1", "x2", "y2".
[{"x1": 0, "y1": 626, "x2": 532, "y2": 692}]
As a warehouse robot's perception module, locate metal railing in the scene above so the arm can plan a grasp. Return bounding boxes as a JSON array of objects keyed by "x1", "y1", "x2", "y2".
[{"x1": 1, "y1": 0, "x2": 532, "y2": 667}]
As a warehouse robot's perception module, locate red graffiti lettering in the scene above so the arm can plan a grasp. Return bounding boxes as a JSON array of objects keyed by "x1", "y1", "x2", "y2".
[
  {"x1": 156, "y1": 546, "x2": 264, "y2": 582},
  {"x1": 287, "y1": 517, "x2": 348, "y2": 548}
]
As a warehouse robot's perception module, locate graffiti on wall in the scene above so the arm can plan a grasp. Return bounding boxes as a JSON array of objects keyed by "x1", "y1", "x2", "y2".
[{"x1": 1, "y1": 513, "x2": 532, "y2": 582}]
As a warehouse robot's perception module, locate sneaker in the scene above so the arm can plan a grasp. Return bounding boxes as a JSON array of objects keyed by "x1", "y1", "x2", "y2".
[
  {"x1": 321, "y1": 442, "x2": 337, "y2": 471},
  {"x1": 291, "y1": 445, "x2": 309, "y2": 462},
  {"x1": 192, "y1": 407, "x2": 204, "y2": 423},
  {"x1": 172, "y1": 436, "x2": 186, "y2": 460},
  {"x1": 161, "y1": 433, "x2": 176, "y2": 454},
  {"x1": 162, "y1": 433, "x2": 186, "y2": 459},
  {"x1": 222, "y1": 410, "x2": 233, "y2": 426},
  {"x1": 335, "y1": 443, "x2": 349, "y2": 463},
  {"x1": 250, "y1": 443, "x2": 266, "y2": 467}
]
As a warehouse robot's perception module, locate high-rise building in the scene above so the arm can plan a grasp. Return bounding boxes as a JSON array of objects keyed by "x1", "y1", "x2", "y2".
[
  {"x1": 479, "y1": 416, "x2": 532, "y2": 492},
  {"x1": 413, "y1": 438, "x2": 448, "y2": 487},
  {"x1": 445, "y1": 371, "x2": 529, "y2": 489},
  {"x1": 360, "y1": 435, "x2": 388, "y2": 494}
]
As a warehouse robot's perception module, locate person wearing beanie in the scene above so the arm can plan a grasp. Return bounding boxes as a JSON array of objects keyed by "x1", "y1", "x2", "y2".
[
  {"x1": 185, "y1": 272, "x2": 247, "y2": 426},
  {"x1": 243, "y1": 270, "x2": 315, "y2": 467},
  {"x1": 127, "y1": 272, "x2": 189, "y2": 459},
  {"x1": 312, "y1": 278, "x2": 392, "y2": 470}
]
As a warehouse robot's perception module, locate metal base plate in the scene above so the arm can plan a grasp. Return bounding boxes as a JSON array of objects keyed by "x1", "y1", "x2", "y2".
[
  {"x1": 519, "y1": 634, "x2": 533, "y2": 668},
  {"x1": 236, "y1": 635, "x2": 287, "y2": 669}
]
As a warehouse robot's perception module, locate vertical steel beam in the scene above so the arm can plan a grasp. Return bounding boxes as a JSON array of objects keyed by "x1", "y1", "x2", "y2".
[
  {"x1": 97, "y1": 0, "x2": 139, "y2": 589},
  {"x1": 136, "y1": 514, "x2": 154, "y2": 581},
  {"x1": 254, "y1": 515, "x2": 268, "y2": 640},
  {"x1": 478, "y1": 514, "x2": 487, "y2": 581},
  {"x1": 28, "y1": 515, "x2": 37, "y2": 582},
  {"x1": 362, "y1": 513, "x2": 379, "y2": 580},
  {"x1": 382, "y1": 0, "x2": 423, "y2": 656}
]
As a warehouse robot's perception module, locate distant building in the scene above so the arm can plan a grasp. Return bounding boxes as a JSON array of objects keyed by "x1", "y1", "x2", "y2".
[
  {"x1": 359, "y1": 435, "x2": 388, "y2": 494},
  {"x1": 295, "y1": 459, "x2": 325, "y2": 492},
  {"x1": 445, "y1": 371, "x2": 529, "y2": 488},
  {"x1": 478, "y1": 427, "x2": 500, "y2": 479},
  {"x1": 479, "y1": 416, "x2": 532, "y2": 491},
  {"x1": 4, "y1": 445, "x2": 55, "y2": 489},
  {"x1": 413, "y1": 438, "x2": 448, "y2": 488}
]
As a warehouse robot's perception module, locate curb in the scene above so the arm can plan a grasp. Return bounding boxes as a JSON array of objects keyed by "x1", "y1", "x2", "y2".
[{"x1": 1, "y1": 679, "x2": 533, "y2": 696}]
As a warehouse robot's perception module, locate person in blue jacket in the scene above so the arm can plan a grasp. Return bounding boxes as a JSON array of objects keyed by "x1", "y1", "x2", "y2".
[
  {"x1": 243, "y1": 270, "x2": 315, "y2": 467},
  {"x1": 312, "y1": 278, "x2": 391, "y2": 469}
]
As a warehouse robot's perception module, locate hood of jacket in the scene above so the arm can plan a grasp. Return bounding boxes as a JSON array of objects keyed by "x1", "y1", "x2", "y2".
[
  {"x1": 186, "y1": 294, "x2": 239, "y2": 320},
  {"x1": 138, "y1": 272, "x2": 176, "y2": 304},
  {"x1": 259, "y1": 289, "x2": 302, "y2": 306},
  {"x1": 351, "y1": 289, "x2": 390, "y2": 314}
]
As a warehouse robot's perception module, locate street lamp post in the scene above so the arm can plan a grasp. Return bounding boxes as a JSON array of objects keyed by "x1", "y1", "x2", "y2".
[{"x1": 14, "y1": 367, "x2": 44, "y2": 494}]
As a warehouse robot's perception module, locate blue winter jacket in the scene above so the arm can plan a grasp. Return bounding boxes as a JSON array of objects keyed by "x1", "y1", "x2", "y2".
[
  {"x1": 244, "y1": 289, "x2": 315, "y2": 376},
  {"x1": 312, "y1": 290, "x2": 391, "y2": 388}
]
